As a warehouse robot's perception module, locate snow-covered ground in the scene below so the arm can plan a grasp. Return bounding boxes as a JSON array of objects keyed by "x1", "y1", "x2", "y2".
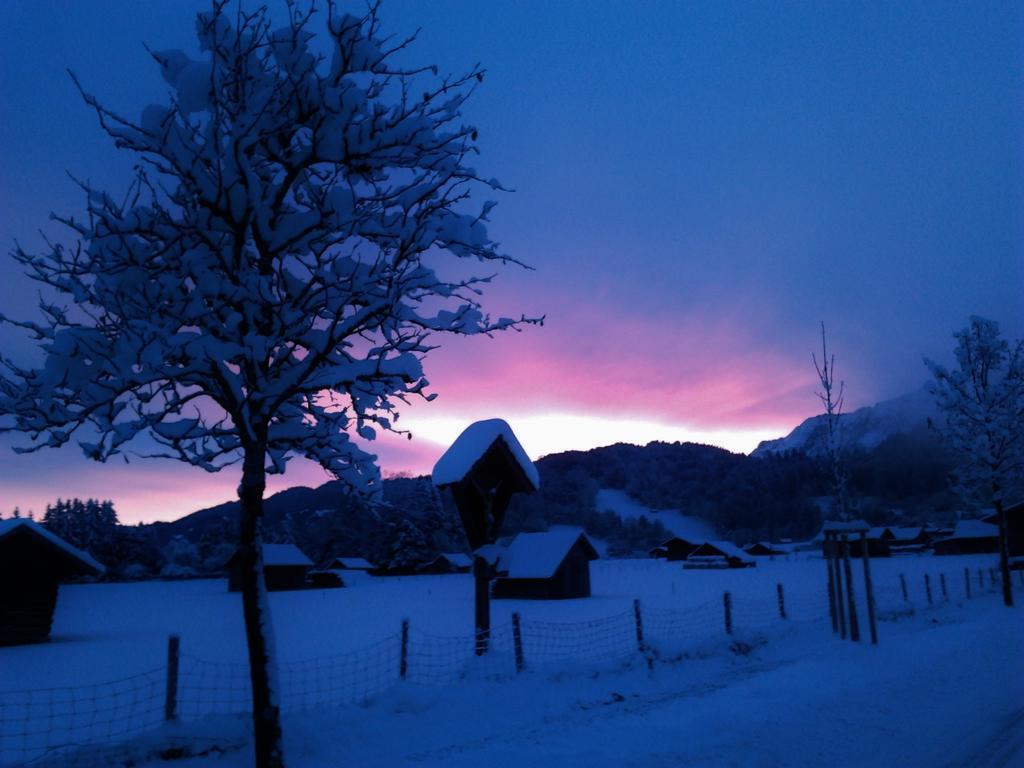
[
  {"x1": 596, "y1": 488, "x2": 717, "y2": 541},
  {"x1": 1, "y1": 553, "x2": 1020, "y2": 767}
]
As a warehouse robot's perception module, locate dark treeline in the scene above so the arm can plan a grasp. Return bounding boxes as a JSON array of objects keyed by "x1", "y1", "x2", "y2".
[{"x1": 4, "y1": 430, "x2": 958, "y2": 579}]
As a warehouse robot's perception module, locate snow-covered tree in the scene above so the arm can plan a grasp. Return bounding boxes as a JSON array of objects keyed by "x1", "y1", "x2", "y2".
[
  {"x1": 926, "y1": 316, "x2": 1024, "y2": 607},
  {"x1": 0, "y1": 4, "x2": 535, "y2": 764},
  {"x1": 813, "y1": 323, "x2": 850, "y2": 520}
]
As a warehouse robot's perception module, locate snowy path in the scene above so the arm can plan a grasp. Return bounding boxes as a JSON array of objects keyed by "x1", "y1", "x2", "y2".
[{"x1": 161, "y1": 597, "x2": 1023, "y2": 768}]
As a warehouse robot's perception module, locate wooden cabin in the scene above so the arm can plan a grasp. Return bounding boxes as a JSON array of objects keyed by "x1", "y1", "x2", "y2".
[
  {"x1": 321, "y1": 556, "x2": 376, "y2": 572},
  {"x1": 932, "y1": 519, "x2": 999, "y2": 556},
  {"x1": 228, "y1": 543, "x2": 313, "y2": 592},
  {"x1": 0, "y1": 519, "x2": 104, "y2": 645},
  {"x1": 650, "y1": 537, "x2": 700, "y2": 561},
  {"x1": 492, "y1": 530, "x2": 599, "y2": 599},
  {"x1": 982, "y1": 501, "x2": 1023, "y2": 559},
  {"x1": 884, "y1": 526, "x2": 931, "y2": 553},
  {"x1": 744, "y1": 542, "x2": 789, "y2": 557},
  {"x1": 418, "y1": 552, "x2": 473, "y2": 575},
  {"x1": 683, "y1": 541, "x2": 756, "y2": 569}
]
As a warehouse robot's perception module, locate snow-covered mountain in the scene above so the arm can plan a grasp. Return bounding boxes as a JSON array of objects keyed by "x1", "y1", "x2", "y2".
[{"x1": 752, "y1": 388, "x2": 939, "y2": 458}]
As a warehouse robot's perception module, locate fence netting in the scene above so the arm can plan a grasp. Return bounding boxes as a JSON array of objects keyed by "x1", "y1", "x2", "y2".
[{"x1": 1, "y1": 570, "x2": 1017, "y2": 767}]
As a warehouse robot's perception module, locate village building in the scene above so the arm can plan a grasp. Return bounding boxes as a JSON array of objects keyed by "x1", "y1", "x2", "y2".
[
  {"x1": 744, "y1": 542, "x2": 790, "y2": 557},
  {"x1": 418, "y1": 553, "x2": 474, "y2": 575},
  {"x1": 227, "y1": 543, "x2": 313, "y2": 592},
  {"x1": 932, "y1": 519, "x2": 1000, "y2": 556},
  {"x1": 649, "y1": 536, "x2": 700, "y2": 561},
  {"x1": 683, "y1": 541, "x2": 756, "y2": 569},
  {"x1": 492, "y1": 529, "x2": 599, "y2": 599},
  {"x1": 883, "y1": 526, "x2": 932, "y2": 553},
  {"x1": 321, "y1": 556, "x2": 376, "y2": 572},
  {"x1": 0, "y1": 519, "x2": 104, "y2": 645},
  {"x1": 982, "y1": 501, "x2": 1024, "y2": 561}
]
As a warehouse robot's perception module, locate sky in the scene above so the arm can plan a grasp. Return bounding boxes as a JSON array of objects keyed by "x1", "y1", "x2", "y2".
[{"x1": 0, "y1": 1, "x2": 1021, "y2": 524}]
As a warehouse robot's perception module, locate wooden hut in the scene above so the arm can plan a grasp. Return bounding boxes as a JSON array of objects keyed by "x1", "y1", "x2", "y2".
[
  {"x1": 982, "y1": 501, "x2": 1024, "y2": 559},
  {"x1": 884, "y1": 526, "x2": 931, "y2": 553},
  {"x1": 418, "y1": 552, "x2": 473, "y2": 575},
  {"x1": 684, "y1": 541, "x2": 756, "y2": 569},
  {"x1": 322, "y1": 556, "x2": 376, "y2": 572},
  {"x1": 744, "y1": 542, "x2": 789, "y2": 557},
  {"x1": 650, "y1": 536, "x2": 700, "y2": 561},
  {"x1": 0, "y1": 519, "x2": 104, "y2": 645},
  {"x1": 492, "y1": 530, "x2": 599, "y2": 599},
  {"x1": 228, "y1": 543, "x2": 313, "y2": 592},
  {"x1": 932, "y1": 519, "x2": 999, "y2": 556}
]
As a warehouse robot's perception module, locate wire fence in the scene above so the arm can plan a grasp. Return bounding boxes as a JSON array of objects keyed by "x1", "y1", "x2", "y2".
[{"x1": 1, "y1": 566, "x2": 1019, "y2": 767}]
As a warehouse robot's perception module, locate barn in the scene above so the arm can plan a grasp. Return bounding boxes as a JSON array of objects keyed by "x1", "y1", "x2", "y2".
[
  {"x1": 321, "y1": 556, "x2": 376, "y2": 572},
  {"x1": 418, "y1": 553, "x2": 473, "y2": 575},
  {"x1": 982, "y1": 501, "x2": 1023, "y2": 559},
  {"x1": 227, "y1": 543, "x2": 313, "y2": 592},
  {"x1": 650, "y1": 537, "x2": 700, "y2": 561},
  {"x1": 492, "y1": 529, "x2": 599, "y2": 599},
  {"x1": 0, "y1": 519, "x2": 104, "y2": 645},
  {"x1": 884, "y1": 526, "x2": 932, "y2": 553},
  {"x1": 684, "y1": 541, "x2": 756, "y2": 569},
  {"x1": 744, "y1": 542, "x2": 789, "y2": 557},
  {"x1": 932, "y1": 519, "x2": 999, "y2": 556}
]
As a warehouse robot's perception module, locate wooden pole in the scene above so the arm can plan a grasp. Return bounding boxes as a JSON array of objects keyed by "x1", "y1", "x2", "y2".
[
  {"x1": 835, "y1": 537, "x2": 847, "y2": 640},
  {"x1": 512, "y1": 613, "x2": 524, "y2": 673},
  {"x1": 164, "y1": 634, "x2": 180, "y2": 722},
  {"x1": 858, "y1": 532, "x2": 878, "y2": 646},
  {"x1": 899, "y1": 573, "x2": 908, "y2": 603},
  {"x1": 939, "y1": 573, "x2": 948, "y2": 601},
  {"x1": 965, "y1": 567, "x2": 972, "y2": 599},
  {"x1": 825, "y1": 533, "x2": 838, "y2": 633},
  {"x1": 723, "y1": 592, "x2": 733, "y2": 636},
  {"x1": 473, "y1": 556, "x2": 490, "y2": 656},
  {"x1": 841, "y1": 536, "x2": 860, "y2": 642},
  {"x1": 399, "y1": 619, "x2": 409, "y2": 680},
  {"x1": 978, "y1": 568, "x2": 984, "y2": 590},
  {"x1": 777, "y1": 583, "x2": 787, "y2": 620},
  {"x1": 924, "y1": 573, "x2": 933, "y2": 605}
]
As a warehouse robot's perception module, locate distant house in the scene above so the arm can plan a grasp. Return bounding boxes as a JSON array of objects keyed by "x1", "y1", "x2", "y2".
[
  {"x1": 418, "y1": 553, "x2": 474, "y2": 575},
  {"x1": 322, "y1": 556, "x2": 376, "y2": 572},
  {"x1": 932, "y1": 519, "x2": 999, "y2": 556},
  {"x1": 818, "y1": 527, "x2": 891, "y2": 558},
  {"x1": 492, "y1": 530, "x2": 599, "y2": 599},
  {"x1": 744, "y1": 542, "x2": 789, "y2": 557},
  {"x1": 228, "y1": 543, "x2": 313, "y2": 592},
  {"x1": 0, "y1": 519, "x2": 104, "y2": 645},
  {"x1": 884, "y1": 526, "x2": 931, "y2": 553},
  {"x1": 982, "y1": 501, "x2": 1024, "y2": 559},
  {"x1": 683, "y1": 541, "x2": 756, "y2": 569},
  {"x1": 650, "y1": 537, "x2": 700, "y2": 561}
]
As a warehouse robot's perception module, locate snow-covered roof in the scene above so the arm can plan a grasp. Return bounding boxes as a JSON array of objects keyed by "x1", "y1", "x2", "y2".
[
  {"x1": 262, "y1": 543, "x2": 313, "y2": 567},
  {"x1": 329, "y1": 556, "x2": 374, "y2": 570},
  {"x1": 0, "y1": 518, "x2": 105, "y2": 574},
  {"x1": 431, "y1": 419, "x2": 539, "y2": 490},
  {"x1": 868, "y1": 527, "x2": 892, "y2": 539},
  {"x1": 889, "y1": 526, "x2": 925, "y2": 542},
  {"x1": 498, "y1": 529, "x2": 598, "y2": 579},
  {"x1": 474, "y1": 543, "x2": 505, "y2": 565},
  {"x1": 948, "y1": 519, "x2": 999, "y2": 540},
  {"x1": 438, "y1": 552, "x2": 473, "y2": 569},
  {"x1": 696, "y1": 540, "x2": 754, "y2": 563}
]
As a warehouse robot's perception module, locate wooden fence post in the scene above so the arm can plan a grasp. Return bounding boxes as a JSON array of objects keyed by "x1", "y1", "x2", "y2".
[
  {"x1": 825, "y1": 534, "x2": 838, "y2": 633},
  {"x1": 633, "y1": 598, "x2": 646, "y2": 653},
  {"x1": 164, "y1": 634, "x2": 180, "y2": 722},
  {"x1": 723, "y1": 591, "x2": 733, "y2": 636},
  {"x1": 858, "y1": 532, "x2": 878, "y2": 645},
  {"x1": 924, "y1": 574, "x2": 933, "y2": 605},
  {"x1": 978, "y1": 568, "x2": 984, "y2": 590},
  {"x1": 400, "y1": 619, "x2": 409, "y2": 680},
  {"x1": 939, "y1": 573, "x2": 948, "y2": 601},
  {"x1": 841, "y1": 536, "x2": 860, "y2": 642},
  {"x1": 776, "y1": 583, "x2": 786, "y2": 620},
  {"x1": 899, "y1": 574, "x2": 908, "y2": 603},
  {"x1": 965, "y1": 567, "x2": 971, "y2": 599},
  {"x1": 989, "y1": 568, "x2": 997, "y2": 588},
  {"x1": 512, "y1": 613, "x2": 524, "y2": 673}
]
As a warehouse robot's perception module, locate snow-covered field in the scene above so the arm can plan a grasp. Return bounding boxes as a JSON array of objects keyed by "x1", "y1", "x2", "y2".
[{"x1": 1, "y1": 553, "x2": 1021, "y2": 767}]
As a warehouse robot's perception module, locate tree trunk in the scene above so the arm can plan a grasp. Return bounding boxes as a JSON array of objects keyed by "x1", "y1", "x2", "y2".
[
  {"x1": 993, "y1": 495, "x2": 1014, "y2": 608},
  {"x1": 238, "y1": 441, "x2": 286, "y2": 767}
]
